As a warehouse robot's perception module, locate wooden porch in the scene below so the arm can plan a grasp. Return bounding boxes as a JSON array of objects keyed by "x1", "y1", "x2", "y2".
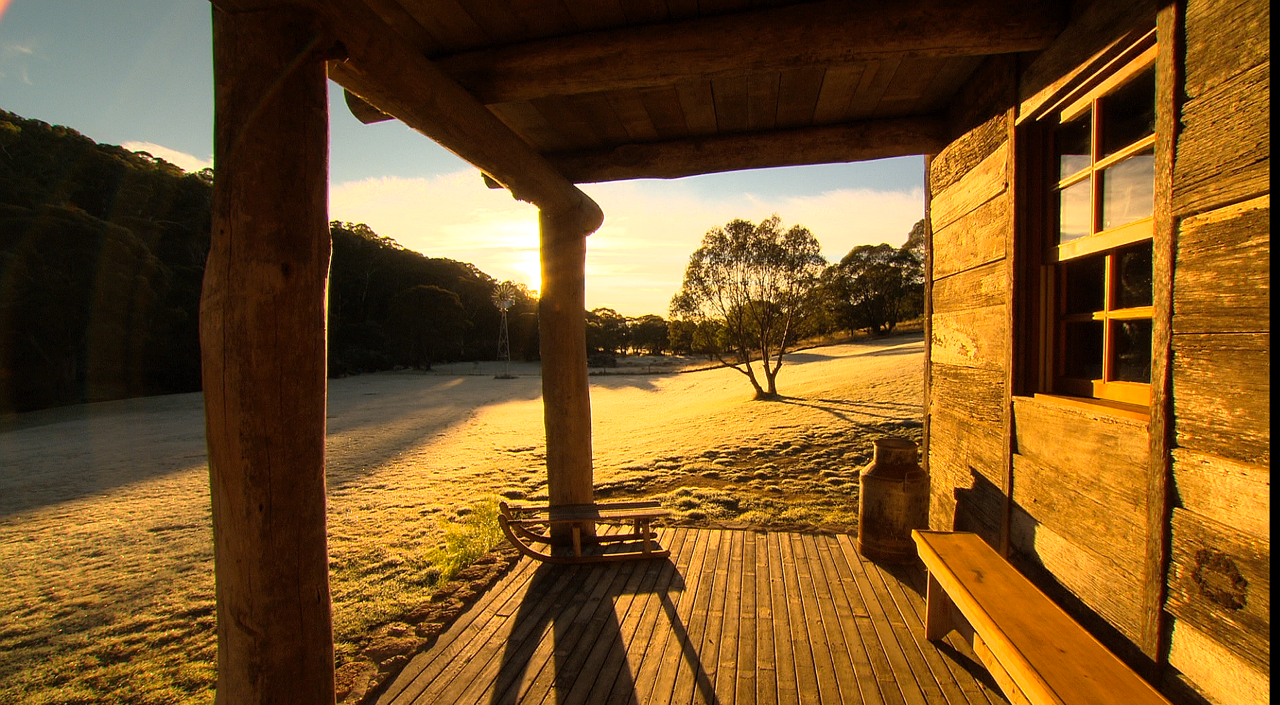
[{"x1": 375, "y1": 527, "x2": 1008, "y2": 705}]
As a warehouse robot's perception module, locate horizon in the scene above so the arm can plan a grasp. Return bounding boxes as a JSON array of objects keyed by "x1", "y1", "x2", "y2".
[{"x1": 0, "y1": 0, "x2": 926, "y2": 318}]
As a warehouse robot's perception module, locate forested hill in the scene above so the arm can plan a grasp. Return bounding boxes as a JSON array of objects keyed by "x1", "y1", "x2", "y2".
[{"x1": 0, "y1": 109, "x2": 537, "y2": 415}]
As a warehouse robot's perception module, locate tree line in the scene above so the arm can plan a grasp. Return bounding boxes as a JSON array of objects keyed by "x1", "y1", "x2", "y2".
[{"x1": 0, "y1": 110, "x2": 539, "y2": 413}]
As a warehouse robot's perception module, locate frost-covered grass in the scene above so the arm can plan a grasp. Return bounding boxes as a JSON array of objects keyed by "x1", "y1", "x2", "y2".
[{"x1": 0, "y1": 335, "x2": 923, "y2": 704}]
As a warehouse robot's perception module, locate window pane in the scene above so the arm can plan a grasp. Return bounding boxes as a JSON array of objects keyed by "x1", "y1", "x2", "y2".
[
  {"x1": 1058, "y1": 177, "x2": 1092, "y2": 243},
  {"x1": 1101, "y1": 66, "x2": 1156, "y2": 156},
  {"x1": 1111, "y1": 319, "x2": 1152, "y2": 382},
  {"x1": 1115, "y1": 243, "x2": 1153, "y2": 309},
  {"x1": 1055, "y1": 111, "x2": 1092, "y2": 179},
  {"x1": 1063, "y1": 255, "x2": 1106, "y2": 314},
  {"x1": 1101, "y1": 150, "x2": 1154, "y2": 230},
  {"x1": 1063, "y1": 321, "x2": 1104, "y2": 379}
]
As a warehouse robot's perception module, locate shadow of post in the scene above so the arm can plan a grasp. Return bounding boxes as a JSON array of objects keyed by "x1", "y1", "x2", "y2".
[{"x1": 489, "y1": 557, "x2": 719, "y2": 705}]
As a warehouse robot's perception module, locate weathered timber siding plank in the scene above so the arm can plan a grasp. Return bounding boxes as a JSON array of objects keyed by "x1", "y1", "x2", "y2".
[
  {"x1": 1172, "y1": 61, "x2": 1270, "y2": 217},
  {"x1": 932, "y1": 259, "x2": 1005, "y2": 314},
  {"x1": 931, "y1": 145, "x2": 1007, "y2": 232},
  {"x1": 927, "y1": 406, "x2": 1004, "y2": 544},
  {"x1": 930, "y1": 303, "x2": 1007, "y2": 371},
  {"x1": 1010, "y1": 453, "x2": 1146, "y2": 571},
  {"x1": 1167, "y1": 509, "x2": 1271, "y2": 671},
  {"x1": 1167, "y1": 617, "x2": 1270, "y2": 705},
  {"x1": 1173, "y1": 196, "x2": 1270, "y2": 334},
  {"x1": 1171, "y1": 333, "x2": 1270, "y2": 465},
  {"x1": 935, "y1": 90, "x2": 1005, "y2": 194},
  {"x1": 1009, "y1": 507, "x2": 1145, "y2": 642},
  {"x1": 1171, "y1": 449, "x2": 1270, "y2": 540},
  {"x1": 1010, "y1": 396, "x2": 1149, "y2": 509},
  {"x1": 932, "y1": 194, "x2": 1009, "y2": 280},
  {"x1": 929, "y1": 363, "x2": 1003, "y2": 427},
  {"x1": 1183, "y1": 0, "x2": 1270, "y2": 100}
]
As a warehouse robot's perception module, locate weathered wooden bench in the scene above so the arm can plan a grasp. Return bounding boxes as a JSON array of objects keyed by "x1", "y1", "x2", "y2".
[
  {"x1": 912, "y1": 530, "x2": 1171, "y2": 705},
  {"x1": 498, "y1": 499, "x2": 671, "y2": 564}
]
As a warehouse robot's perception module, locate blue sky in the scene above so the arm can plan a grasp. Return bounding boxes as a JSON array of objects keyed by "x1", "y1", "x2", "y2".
[{"x1": 0, "y1": 0, "x2": 925, "y2": 316}]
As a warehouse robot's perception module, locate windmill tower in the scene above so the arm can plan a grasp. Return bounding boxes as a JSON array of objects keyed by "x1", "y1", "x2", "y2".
[{"x1": 491, "y1": 281, "x2": 517, "y2": 379}]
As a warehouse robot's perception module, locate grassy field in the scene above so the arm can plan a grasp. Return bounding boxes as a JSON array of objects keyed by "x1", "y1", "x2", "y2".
[{"x1": 0, "y1": 335, "x2": 923, "y2": 704}]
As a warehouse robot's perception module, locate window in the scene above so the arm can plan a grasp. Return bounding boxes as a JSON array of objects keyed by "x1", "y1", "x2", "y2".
[{"x1": 1042, "y1": 42, "x2": 1156, "y2": 407}]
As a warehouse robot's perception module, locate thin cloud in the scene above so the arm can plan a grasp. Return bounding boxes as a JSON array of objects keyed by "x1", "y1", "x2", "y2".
[
  {"x1": 121, "y1": 141, "x2": 212, "y2": 173},
  {"x1": 330, "y1": 171, "x2": 925, "y2": 317}
]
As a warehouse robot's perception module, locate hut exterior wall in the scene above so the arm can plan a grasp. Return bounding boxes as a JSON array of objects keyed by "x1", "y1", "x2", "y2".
[
  {"x1": 925, "y1": 0, "x2": 1269, "y2": 701},
  {"x1": 925, "y1": 99, "x2": 1012, "y2": 548},
  {"x1": 1164, "y1": 0, "x2": 1270, "y2": 702}
]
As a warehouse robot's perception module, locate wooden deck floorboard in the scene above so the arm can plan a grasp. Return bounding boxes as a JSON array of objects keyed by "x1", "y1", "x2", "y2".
[{"x1": 375, "y1": 527, "x2": 1009, "y2": 705}]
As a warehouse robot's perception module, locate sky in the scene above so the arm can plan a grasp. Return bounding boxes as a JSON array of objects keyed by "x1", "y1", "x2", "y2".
[{"x1": 0, "y1": 0, "x2": 926, "y2": 317}]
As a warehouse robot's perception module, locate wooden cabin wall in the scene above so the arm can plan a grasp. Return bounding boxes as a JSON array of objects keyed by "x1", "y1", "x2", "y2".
[
  {"x1": 924, "y1": 57, "x2": 1015, "y2": 549},
  {"x1": 927, "y1": 2, "x2": 1270, "y2": 699},
  {"x1": 1163, "y1": 0, "x2": 1270, "y2": 702}
]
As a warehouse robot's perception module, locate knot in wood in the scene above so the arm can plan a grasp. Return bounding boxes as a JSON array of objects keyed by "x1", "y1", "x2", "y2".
[{"x1": 1191, "y1": 548, "x2": 1248, "y2": 610}]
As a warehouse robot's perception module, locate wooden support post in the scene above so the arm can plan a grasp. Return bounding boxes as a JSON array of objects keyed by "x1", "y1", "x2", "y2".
[
  {"x1": 538, "y1": 206, "x2": 596, "y2": 544},
  {"x1": 204, "y1": 6, "x2": 335, "y2": 703}
]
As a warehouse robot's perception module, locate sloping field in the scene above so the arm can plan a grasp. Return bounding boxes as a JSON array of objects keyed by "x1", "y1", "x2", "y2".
[{"x1": 0, "y1": 334, "x2": 923, "y2": 704}]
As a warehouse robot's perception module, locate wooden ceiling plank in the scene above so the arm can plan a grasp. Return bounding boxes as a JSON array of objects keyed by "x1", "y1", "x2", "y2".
[
  {"x1": 531, "y1": 95, "x2": 606, "y2": 150},
  {"x1": 747, "y1": 72, "x2": 781, "y2": 131},
  {"x1": 559, "y1": 0, "x2": 628, "y2": 31},
  {"x1": 711, "y1": 75, "x2": 750, "y2": 133},
  {"x1": 360, "y1": 0, "x2": 443, "y2": 55},
  {"x1": 875, "y1": 55, "x2": 947, "y2": 105},
  {"x1": 663, "y1": 0, "x2": 702, "y2": 21},
  {"x1": 570, "y1": 92, "x2": 632, "y2": 145},
  {"x1": 696, "y1": 0, "x2": 747, "y2": 16},
  {"x1": 812, "y1": 65, "x2": 864, "y2": 124},
  {"x1": 639, "y1": 86, "x2": 689, "y2": 140},
  {"x1": 436, "y1": 0, "x2": 1066, "y2": 103},
  {"x1": 546, "y1": 115, "x2": 948, "y2": 182},
  {"x1": 674, "y1": 77, "x2": 718, "y2": 136},
  {"x1": 620, "y1": 0, "x2": 670, "y2": 24},
  {"x1": 847, "y1": 57, "x2": 902, "y2": 120},
  {"x1": 916, "y1": 56, "x2": 984, "y2": 113},
  {"x1": 453, "y1": 0, "x2": 528, "y2": 45},
  {"x1": 312, "y1": 0, "x2": 597, "y2": 217},
  {"x1": 399, "y1": 0, "x2": 490, "y2": 53},
  {"x1": 776, "y1": 66, "x2": 826, "y2": 128},
  {"x1": 506, "y1": 0, "x2": 580, "y2": 38},
  {"x1": 605, "y1": 90, "x2": 661, "y2": 142}
]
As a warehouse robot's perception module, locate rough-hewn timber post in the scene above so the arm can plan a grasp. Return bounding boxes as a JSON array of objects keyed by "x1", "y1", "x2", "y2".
[
  {"x1": 539, "y1": 205, "x2": 598, "y2": 543},
  {"x1": 205, "y1": 6, "x2": 335, "y2": 703}
]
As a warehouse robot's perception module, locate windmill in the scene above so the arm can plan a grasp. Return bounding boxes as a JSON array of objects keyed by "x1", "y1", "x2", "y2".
[{"x1": 491, "y1": 281, "x2": 518, "y2": 379}]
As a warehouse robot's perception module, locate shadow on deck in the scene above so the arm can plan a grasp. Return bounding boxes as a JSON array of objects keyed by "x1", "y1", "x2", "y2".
[{"x1": 374, "y1": 527, "x2": 1008, "y2": 705}]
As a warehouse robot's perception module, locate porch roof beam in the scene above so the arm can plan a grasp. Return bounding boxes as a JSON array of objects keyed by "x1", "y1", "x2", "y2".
[
  {"x1": 436, "y1": 0, "x2": 1067, "y2": 104},
  {"x1": 541, "y1": 116, "x2": 949, "y2": 183}
]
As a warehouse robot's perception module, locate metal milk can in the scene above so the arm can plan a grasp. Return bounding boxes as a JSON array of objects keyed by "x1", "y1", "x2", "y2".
[{"x1": 857, "y1": 437, "x2": 929, "y2": 563}]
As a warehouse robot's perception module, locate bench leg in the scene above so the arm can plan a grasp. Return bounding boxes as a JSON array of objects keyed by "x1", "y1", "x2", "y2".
[
  {"x1": 641, "y1": 520, "x2": 651, "y2": 554},
  {"x1": 572, "y1": 524, "x2": 582, "y2": 557},
  {"x1": 925, "y1": 572, "x2": 954, "y2": 641}
]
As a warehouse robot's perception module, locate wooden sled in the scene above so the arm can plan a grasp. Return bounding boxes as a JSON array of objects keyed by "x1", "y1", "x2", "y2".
[{"x1": 498, "y1": 500, "x2": 671, "y2": 564}]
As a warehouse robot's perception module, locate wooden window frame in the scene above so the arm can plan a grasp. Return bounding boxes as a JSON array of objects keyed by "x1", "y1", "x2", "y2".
[{"x1": 1034, "y1": 36, "x2": 1158, "y2": 409}]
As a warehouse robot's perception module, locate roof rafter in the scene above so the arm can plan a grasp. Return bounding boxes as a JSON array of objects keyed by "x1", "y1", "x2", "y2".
[
  {"x1": 437, "y1": 0, "x2": 1066, "y2": 104},
  {"x1": 536, "y1": 116, "x2": 949, "y2": 183}
]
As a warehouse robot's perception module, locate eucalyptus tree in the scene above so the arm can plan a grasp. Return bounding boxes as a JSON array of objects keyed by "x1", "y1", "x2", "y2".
[{"x1": 670, "y1": 215, "x2": 826, "y2": 399}]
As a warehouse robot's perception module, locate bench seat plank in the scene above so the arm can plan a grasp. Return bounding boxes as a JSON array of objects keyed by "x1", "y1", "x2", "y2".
[{"x1": 913, "y1": 530, "x2": 1170, "y2": 705}]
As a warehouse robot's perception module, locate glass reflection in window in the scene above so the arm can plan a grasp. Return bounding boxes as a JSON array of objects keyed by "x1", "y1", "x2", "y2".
[
  {"x1": 1058, "y1": 177, "x2": 1092, "y2": 243},
  {"x1": 1101, "y1": 150, "x2": 1154, "y2": 230}
]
